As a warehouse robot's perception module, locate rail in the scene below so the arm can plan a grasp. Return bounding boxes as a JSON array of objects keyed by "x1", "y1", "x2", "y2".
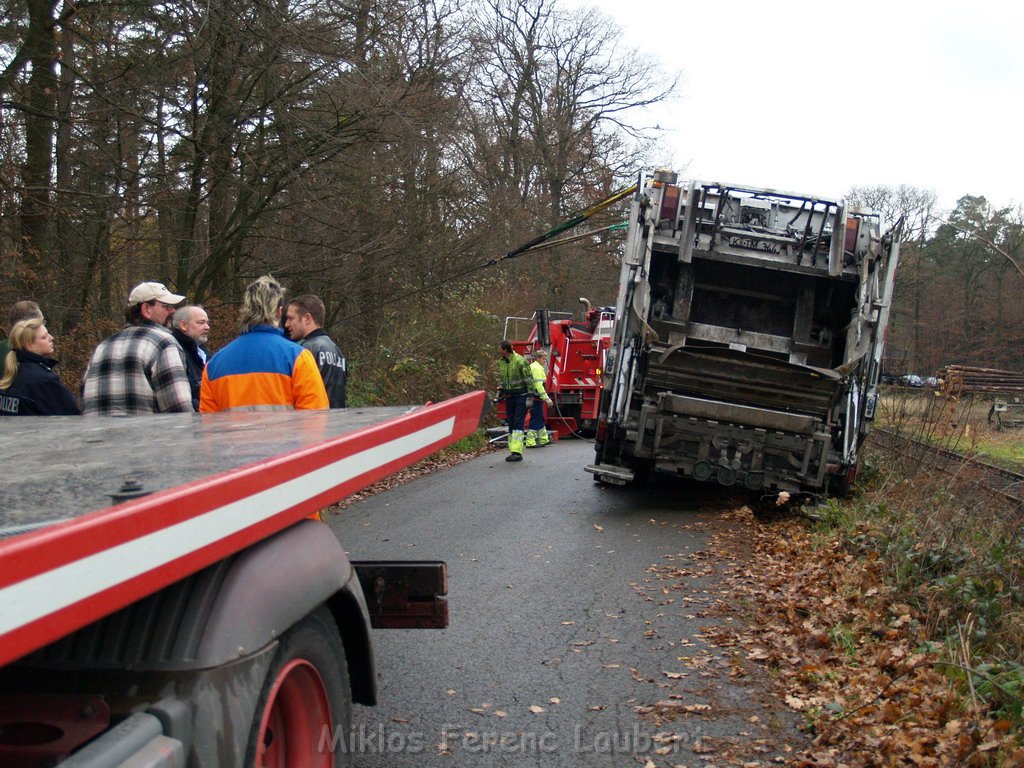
[{"x1": 871, "y1": 428, "x2": 1024, "y2": 505}]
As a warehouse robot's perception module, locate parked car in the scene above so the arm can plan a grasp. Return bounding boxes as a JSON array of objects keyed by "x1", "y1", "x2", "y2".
[{"x1": 899, "y1": 374, "x2": 924, "y2": 387}]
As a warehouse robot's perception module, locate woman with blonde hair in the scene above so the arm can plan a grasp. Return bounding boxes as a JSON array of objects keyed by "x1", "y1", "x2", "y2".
[{"x1": 0, "y1": 318, "x2": 81, "y2": 415}]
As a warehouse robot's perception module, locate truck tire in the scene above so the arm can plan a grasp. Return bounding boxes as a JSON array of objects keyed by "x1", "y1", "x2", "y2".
[
  {"x1": 827, "y1": 463, "x2": 856, "y2": 499},
  {"x1": 246, "y1": 606, "x2": 353, "y2": 768}
]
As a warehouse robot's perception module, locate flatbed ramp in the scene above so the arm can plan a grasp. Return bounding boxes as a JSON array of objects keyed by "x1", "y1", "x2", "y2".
[{"x1": 0, "y1": 392, "x2": 485, "y2": 667}]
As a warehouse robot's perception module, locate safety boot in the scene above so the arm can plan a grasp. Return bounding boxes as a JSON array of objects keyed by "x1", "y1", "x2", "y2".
[{"x1": 507, "y1": 430, "x2": 525, "y2": 462}]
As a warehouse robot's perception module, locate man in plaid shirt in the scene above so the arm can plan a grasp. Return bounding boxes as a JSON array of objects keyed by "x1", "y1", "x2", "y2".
[{"x1": 82, "y1": 282, "x2": 194, "y2": 415}]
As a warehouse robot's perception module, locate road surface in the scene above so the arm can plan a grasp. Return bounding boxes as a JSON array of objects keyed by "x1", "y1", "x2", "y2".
[{"x1": 328, "y1": 440, "x2": 803, "y2": 766}]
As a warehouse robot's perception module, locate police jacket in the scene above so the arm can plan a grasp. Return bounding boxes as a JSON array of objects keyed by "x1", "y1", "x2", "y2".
[
  {"x1": 300, "y1": 329, "x2": 347, "y2": 408},
  {"x1": 0, "y1": 350, "x2": 81, "y2": 416},
  {"x1": 171, "y1": 327, "x2": 209, "y2": 411}
]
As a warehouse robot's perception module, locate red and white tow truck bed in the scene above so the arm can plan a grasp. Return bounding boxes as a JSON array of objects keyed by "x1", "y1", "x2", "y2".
[{"x1": 0, "y1": 392, "x2": 485, "y2": 668}]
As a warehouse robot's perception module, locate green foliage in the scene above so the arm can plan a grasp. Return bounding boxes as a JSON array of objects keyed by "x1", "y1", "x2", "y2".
[
  {"x1": 347, "y1": 285, "x2": 503, "y2": 406},
  {"x1": 824, "y1": 435, "x2": 1024, "y2": 724},
  {"x1": 880, "y1": 189, "x2": 1024, "y2": 374},
  {"x1": 828, "y1": 624, "x2": 859, "y2": 657},
  {"x1": 438, "y1": 429, "x2": 489, "y2": 457},
  {"x1": 972, "y1": 661, "x2": 1024, "y2": 722}
]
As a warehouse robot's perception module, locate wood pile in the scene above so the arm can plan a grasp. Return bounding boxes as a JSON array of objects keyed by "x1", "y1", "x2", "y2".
[{"x1": 940, "y1": 365, "x2": 1024, "y2": 394}]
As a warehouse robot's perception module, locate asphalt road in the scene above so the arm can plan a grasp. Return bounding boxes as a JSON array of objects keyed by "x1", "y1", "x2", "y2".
[{"x1": 328, "y1": 440, "x2": 801, "y2": 766}]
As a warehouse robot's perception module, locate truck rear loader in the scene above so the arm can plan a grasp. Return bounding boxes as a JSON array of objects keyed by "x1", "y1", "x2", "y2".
[{"x1": 586, "y1": 170, "x2": 900, "y2": 495}]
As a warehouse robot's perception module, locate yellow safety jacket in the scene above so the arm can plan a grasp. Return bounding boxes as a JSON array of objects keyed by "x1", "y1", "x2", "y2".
[
  {"x1": 529, "y1": 360, "x2": 550, "y2": 400},
  {"x1": 498, "y1": 352, "x2": 532, "y2": 395}
]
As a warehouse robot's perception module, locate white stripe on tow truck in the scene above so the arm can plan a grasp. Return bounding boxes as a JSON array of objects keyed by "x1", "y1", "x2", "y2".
[{"x1": 0, "y1": 417, "x2": 455, "y2": 637}]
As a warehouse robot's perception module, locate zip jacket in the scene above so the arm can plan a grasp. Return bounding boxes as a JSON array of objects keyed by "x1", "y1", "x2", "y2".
[
  {"x1": 300, "y1": 328, "x2": 347, "y2": 408},
  {"x1": 498, "y1": 352, "x2": 532, "y2": 395},
  {"x1": 200, "y1": 325, "x2": 328, "y2": 412},
  {"x1": 529, "y1": 360, "x2": 550, "y2": 399},
  {"x1": 172, "y1": 327, "x2": 209, "y2": 411},
  {"x1": 0, "y1": 350, "x2": 81, "y2": 415}
]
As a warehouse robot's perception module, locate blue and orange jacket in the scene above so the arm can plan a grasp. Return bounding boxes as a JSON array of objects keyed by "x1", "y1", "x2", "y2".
[{"x1": 199, "y1": 325, "x2": 328, "y2": 413}]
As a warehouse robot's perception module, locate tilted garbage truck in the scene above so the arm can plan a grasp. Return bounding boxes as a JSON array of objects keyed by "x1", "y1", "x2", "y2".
[{"x1": 586, "y1": 170, "x2": 900, "y2": 495}]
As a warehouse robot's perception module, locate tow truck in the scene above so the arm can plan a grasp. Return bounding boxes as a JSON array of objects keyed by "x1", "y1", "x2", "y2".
[
  {"x1": 497, "y1": 300, "x2": 614, "y2": 439},
  {"x1": 0, "y1": 392, "x2": 485, "y2": 767}
]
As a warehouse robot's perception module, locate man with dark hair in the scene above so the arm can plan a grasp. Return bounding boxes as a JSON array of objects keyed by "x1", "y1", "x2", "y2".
[
  {"x1": 496, "y1": 340, "x2": 532, "y2": 462},
  {"x1": 0, "y1": 300, "x2": 44, "y2": 361},
  {"x1": 82, "y1": 282, "x2": 193, "y2": 415},
  {"x1": 171, "y1": 305, "x2": 211, "y2": 410},
  {"x1": 284, "y1": 294, "x2": 347, "y2": 408},
  {"x1": 200, "y1": 276, "x2": 328, "y2": 413}
]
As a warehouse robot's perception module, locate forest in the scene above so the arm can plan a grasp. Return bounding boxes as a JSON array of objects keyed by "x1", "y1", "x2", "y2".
[{"x1": 2, "y1": 0, "x2": 1021, "y2": 405}]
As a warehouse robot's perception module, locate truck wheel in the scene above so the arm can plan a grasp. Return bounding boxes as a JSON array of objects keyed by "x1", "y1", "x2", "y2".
[
  {"x1": 247, "y1": 606, "x2": 352, "y2": 768},
  {"x1": 827, "y1": 464, "x2": 856, "y2": 499}
]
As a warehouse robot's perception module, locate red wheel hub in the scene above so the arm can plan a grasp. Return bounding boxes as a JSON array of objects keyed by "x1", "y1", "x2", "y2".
[{"x1": 256, "y1": 659, "x2": 334, "y2": 767}]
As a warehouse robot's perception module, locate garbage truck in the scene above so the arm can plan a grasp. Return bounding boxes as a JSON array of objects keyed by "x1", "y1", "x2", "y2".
[{"x1": 586, "y1": 170, "x2": 900, "y2": 495}]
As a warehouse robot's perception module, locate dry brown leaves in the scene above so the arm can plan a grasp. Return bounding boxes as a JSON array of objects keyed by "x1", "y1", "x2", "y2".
[{"x1": 704, "y1": 508, "x2": 1024, "y2": 767}]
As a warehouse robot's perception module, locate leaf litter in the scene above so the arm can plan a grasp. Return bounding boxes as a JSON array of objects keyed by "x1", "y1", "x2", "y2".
[{"x1": 637, "y1": 505, "x2": 1024, "y2": 766}]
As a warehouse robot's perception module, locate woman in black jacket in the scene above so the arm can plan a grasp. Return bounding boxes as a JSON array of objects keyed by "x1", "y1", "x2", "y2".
[{"x1": 0, "y1": 318, "x2": 81, "y2": 416}]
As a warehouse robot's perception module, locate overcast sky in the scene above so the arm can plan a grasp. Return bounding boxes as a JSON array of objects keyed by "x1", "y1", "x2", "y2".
[{"x1": 564, "y1": 0, "x2": 1023, "y2": 212}]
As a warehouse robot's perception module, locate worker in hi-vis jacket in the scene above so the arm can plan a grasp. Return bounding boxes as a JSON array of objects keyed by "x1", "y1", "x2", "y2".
[
  {"x1": 496, "y1": 340, "x2": 532, "y2": 462},
  {"x1": 525, "y1": 348, "x2": 553, "y2": 448}
]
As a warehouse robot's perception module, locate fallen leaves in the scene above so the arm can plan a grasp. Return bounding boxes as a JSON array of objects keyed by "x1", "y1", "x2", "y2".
[
  {"x1": 784, "y1": 694, "x2": 807, "y2": 711},
  {"x1": 635, "y1": 699, "x2": 712, "y2": 716},
  {"x1": 697, "y1": 508, "x2": 1024, "y2": 766}
]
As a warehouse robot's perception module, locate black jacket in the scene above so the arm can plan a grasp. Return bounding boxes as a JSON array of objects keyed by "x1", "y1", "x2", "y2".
[
  {"x1": 172, "y1": 328, "x2": 209, "y2": 411},
  {"x1": 300, "y1": 329, "x2": 347, "y2": 408},
  {"x1": 0, "y1": 350, "x2": 81, "y2": 415}
]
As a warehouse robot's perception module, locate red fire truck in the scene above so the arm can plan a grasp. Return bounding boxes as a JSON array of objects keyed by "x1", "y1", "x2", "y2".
[
  {"x1": 497, "y1": 300, "x2": 614, "y2": 439},
  {"x1": 0, "y1": 392, "x2": 485, "y2": 767}
]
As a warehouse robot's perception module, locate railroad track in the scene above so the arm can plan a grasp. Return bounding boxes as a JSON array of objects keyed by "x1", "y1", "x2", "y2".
[{"x1": 870, "y1": 427, "x2": 1024, "y2": 505}]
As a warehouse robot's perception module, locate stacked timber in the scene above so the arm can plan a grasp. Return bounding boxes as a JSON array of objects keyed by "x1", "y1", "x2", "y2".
[{"x1": 941, "y1": 365, "x2": 1024, "y2": 394}]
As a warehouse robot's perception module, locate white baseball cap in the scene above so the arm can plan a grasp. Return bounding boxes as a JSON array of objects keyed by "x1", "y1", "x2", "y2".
[{"x1": 128, "y1": 282, "x2": 185, "y2": 307}]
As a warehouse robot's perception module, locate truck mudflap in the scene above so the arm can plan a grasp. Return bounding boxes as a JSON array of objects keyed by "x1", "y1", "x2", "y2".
[{"x1": 353, "y1": 562, "x2": 448, "y2": 629}]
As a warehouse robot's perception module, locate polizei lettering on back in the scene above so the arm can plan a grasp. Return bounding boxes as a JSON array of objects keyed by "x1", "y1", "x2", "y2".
[
  {"x1": 317, "y1": 350, "x2": 346, "y2": 372},
  {"x1": 0, "y1": 395, "x2": 19, "y2": 414}
]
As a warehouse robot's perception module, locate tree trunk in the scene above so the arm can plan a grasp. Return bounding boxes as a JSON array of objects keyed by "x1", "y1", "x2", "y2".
[{"x1": 20, "y1": 0, "x2": 59, "y2": 281}]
